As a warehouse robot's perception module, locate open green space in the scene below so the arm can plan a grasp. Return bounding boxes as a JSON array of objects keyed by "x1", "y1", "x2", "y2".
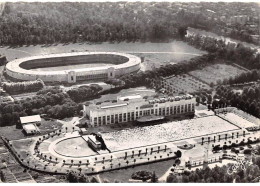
[
  {"x1": 189, "y1": 63, "x2": 247, "y2": 85},
  {"x1": 0, "y1": 119, "x2": 63, "y2": 140},
  {"x1": 99, "y1": 159, "x2": 172, "y2": 182}
]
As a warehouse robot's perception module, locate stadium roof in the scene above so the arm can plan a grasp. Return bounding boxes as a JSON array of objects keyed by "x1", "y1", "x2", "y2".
[{"x1": 6, "y1": 52, "x2": 141, "y2": 76}]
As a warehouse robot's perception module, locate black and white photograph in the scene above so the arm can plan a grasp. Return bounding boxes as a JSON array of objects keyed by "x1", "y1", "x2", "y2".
[{"x1": 0, "y1": 0, "x2": 259, "y2": 183}]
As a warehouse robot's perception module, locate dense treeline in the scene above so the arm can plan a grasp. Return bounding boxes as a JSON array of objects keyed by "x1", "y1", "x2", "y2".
[
  {"x1": 167, "y1": 157, "x2": 260, "y2": 183},
  {"x1": 0, "y1": 55, "x2": 7, "y2": 66},
  {"x1": 2, "y1": 79, "x2": 44, "y2": 94},
  {"x1": 67, "y1": 84, "x2": 102, "y2": 102},
  {"x1": 214, "y1": 85, "x2": 260, "y2": 118},
  {"x1": 0, "y1": 85, "x2": 102, "y2": 127},
  {"x1": 0, "y1": 2, "x2": 191, "y2": 46},
  {"x1": 221, "y1": 69, "x2": 260, "y2": 85},
  {"x1": 185, "y1": 34, "x2": 260, "y2": 69}
]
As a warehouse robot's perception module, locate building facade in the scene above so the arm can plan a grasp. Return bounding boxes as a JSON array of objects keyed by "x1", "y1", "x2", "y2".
[{"x1": 84, "y1": 95, "x2": 196, "y2": 127}]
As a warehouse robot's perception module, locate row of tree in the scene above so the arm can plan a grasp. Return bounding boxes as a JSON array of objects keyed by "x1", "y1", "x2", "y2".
[
  {"x1": 214, "y1": 85, "x2": 260, "y2": 118},
  {"x1": 120, "y1": 53, "x2": 216, "y2": 89},
  {"x1": 2, "y1": 79, "x2": 44, "y2": 94},
  {"x1": 220, "y1": 69, "x2": 260, "y2": 85}
]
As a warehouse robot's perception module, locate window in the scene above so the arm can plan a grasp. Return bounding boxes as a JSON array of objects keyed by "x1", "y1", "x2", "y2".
[
  {"x1": 111, "y1": 115, "x2": 114, "y2": 123},
  {"x1": 119, "y1": 114, "x2": 122, "y2": 122}
]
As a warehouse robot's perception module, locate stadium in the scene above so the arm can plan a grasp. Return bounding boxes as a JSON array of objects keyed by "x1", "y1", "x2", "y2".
[{"x1": 5, "y1": 52, "x2": 141, "y2": 83}]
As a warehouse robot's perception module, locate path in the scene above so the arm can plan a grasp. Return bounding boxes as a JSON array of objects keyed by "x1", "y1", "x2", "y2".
[
  {"x1": 5, "y1": 48, "x2": 33, "y2": 56},
  {"x1": 125, "y1": 51, "x2": 203, "y2": 56}
]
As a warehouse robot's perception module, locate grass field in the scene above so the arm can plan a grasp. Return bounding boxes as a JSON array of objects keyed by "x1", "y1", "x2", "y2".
[
  {"x1": 99, "y1": 159, "x2": 172, "y2": 182},
  {"x1": 189, "y1": 64, "x2": 247, "y2": 85},
  {"x1": 0, "y1": 119, "x2": 63, "y2": 140},
  {"x1": 0, "y1": 41, "x2": 206, "y2": 71},
  {"x1": 32, "y1": 63, "x2": 112, "y2": 71}
]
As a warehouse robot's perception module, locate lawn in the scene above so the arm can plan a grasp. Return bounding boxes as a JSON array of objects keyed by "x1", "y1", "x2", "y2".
[
  {"x1": 99, "y1": 159, "x2": 172, "y2": 183},
  {"x1": 0, "y1": 119, "x2": 63, "y2": 141},
  {"x1": 189, "y1": 63, "x2": 247, "y2": 85}
]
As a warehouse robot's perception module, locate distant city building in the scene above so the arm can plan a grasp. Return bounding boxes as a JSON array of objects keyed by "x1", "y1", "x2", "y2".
[{"x1": 84, "y1": 94, "x2": 195, "y2": 127}]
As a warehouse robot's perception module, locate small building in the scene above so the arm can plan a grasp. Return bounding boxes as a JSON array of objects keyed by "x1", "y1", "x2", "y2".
[
  {"x1": 22, "y1": 124, "x2": 39, "y2": 135},
  {"x1": 20, "y1": 115, "x2": 41, "y2": 135},
  {"x1": 87, "y1": 135, "x2": 102, "y2": 150}
]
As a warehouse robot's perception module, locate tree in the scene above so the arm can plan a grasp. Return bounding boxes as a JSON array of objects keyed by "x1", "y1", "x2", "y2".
[
  {"x1": 196, "y1": 97, "x2": 200, "y2": 104},
  {"x1": 90, "y1": 177, "x2": 99, "y2": 183},
  {"x1": 151, "y1": 171, "x2": 158, "y2": 183},
  {"x1": 67, "y1": 172, "x2": 78, "y2": 183}
]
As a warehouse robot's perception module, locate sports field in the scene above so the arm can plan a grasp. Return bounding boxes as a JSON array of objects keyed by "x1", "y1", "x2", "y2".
[
  {"x1": 189, "y1": 64, "x2": 246, "y2": 85},
  {"x1": 31, "y1": 63, "x2": 113, "y2": 71},
  {"x1": 101, "y1": 115, "x2": 239, "y2": 152}
]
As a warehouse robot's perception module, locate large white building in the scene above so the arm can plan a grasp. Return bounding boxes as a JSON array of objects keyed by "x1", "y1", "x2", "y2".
[
  {"x1": 84, "y1": 94, "x2": 196, "y2": 127},
  {"x1": 6, "y1": 52, "x2": 141, "y2": 83}
]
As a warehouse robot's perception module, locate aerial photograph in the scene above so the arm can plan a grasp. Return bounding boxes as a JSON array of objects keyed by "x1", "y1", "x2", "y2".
[{"x1": 0, "y1": 0, "x2": 259, "y2": 183}]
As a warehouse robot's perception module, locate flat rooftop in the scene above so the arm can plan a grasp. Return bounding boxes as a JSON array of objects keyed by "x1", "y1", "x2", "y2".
[
  {"x1": 88, "y1": 94, "x2": 194, "y2": 110},
  {"x1": 20, "y1": 115, "x2": 41, "y2": 124}
]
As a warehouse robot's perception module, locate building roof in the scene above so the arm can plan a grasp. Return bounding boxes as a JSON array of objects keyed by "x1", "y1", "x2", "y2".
[
  {"x1": 22, "y1": 124, "x2": 38, "y2": 134},
  {"x1": 20, "y1": 115, "x2": 41, "y2": 124},
  {"x1": 88, "y1": 135, "x2": 101, "y2": 144},
  {"x1": 88, "y1": 94, "x2": 194, "y2": 111}
]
